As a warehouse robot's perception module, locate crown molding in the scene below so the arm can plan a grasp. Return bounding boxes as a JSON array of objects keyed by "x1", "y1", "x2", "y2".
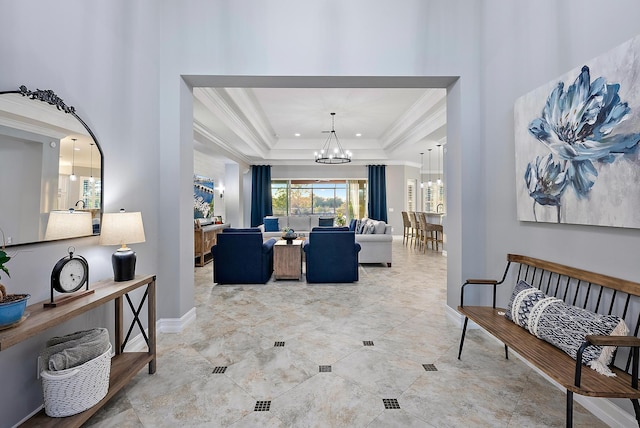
[
  {"x1": 193, "y1": 119, "x2": 252, "y2": 165},
  {"x1": 195, "y1": 88, "x2": 270, "y2": 158},
  {"x1": 223, "y1": 88, "x2": 277, "y2": 147},
  {"x1": 380, "y1": 89, "x2": 446, "y2": 151}
]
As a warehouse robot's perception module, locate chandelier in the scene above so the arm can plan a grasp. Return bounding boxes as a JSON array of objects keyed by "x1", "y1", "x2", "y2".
[{"x1": 314, "y1": 112, "x2": 352, "y2": 164}]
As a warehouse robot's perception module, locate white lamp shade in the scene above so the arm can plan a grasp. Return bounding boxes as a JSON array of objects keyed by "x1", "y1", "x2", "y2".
[
  {"x1": 99, "y1": 212, "x2": 146, "y2": 247},
  {"x1": 45, "y1": 210, "x2": 93, "y2": 240}
]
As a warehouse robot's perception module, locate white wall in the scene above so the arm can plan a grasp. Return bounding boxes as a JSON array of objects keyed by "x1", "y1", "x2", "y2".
[{"x1": 1, "y1": 0, "x2": 639, "y2": 425}]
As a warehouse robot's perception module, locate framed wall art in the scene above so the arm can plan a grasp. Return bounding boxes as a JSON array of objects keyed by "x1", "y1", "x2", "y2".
[
  {"x1": 515, "y1": 35, "x2": 640, "y2": 228},
  {"x1": 193, "y1": 174, "x2": 215, "y2": 219}
]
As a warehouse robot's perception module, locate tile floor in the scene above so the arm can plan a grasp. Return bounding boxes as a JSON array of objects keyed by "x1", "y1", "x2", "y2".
[{"x1": 87, "y1": 237, "x2": 607, "y2": 427}]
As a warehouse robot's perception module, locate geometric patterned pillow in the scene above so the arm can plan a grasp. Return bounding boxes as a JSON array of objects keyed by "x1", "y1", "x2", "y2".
[
  {"x1": 505, "y1": 280, "x2": 628, "y2": 377},
  {"x1": 363, "y1": 222, "x2": 376, "y2": 234},
  {"x1": 504, "y1": 280, "x2": 548, "y2": 325}
]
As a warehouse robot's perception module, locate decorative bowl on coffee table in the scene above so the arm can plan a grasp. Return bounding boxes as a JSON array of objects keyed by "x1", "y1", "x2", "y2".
[{"x1": 282, "y1": 231, "x2": 298, "y2": 244}]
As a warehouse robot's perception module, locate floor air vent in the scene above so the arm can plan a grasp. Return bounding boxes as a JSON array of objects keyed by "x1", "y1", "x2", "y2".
[
  {"x1": 383, "y1": 398, "x2": 400, "y2": 409},
  {"x1": 254, "y1": 401, "x2": 271, "y2": 411}
]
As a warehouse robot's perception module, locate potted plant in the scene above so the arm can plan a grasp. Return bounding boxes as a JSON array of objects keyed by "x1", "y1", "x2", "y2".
[{"x1": 0, "y1": 248, "x2": 30, "y2": 327}]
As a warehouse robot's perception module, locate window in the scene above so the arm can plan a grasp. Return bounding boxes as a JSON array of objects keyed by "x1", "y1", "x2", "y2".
[
  {"x1": 290, "y1": 182, "x2": 312, "y2": 215},
  {"x1": 407, "y1": 179, "x2": 416, "y2": 211},
  {"x1": 271, "y1": 181, "x2": 288, "y2": 216},
  {"x1": 423, "y1": 183, "x2": 444, "y2": 212},
  {"x1": 270, "y1": 179, "x2": 366, "y2": 222},
  {"x1": 80, "y1": 177, "x2": 102, "y2": 209}
]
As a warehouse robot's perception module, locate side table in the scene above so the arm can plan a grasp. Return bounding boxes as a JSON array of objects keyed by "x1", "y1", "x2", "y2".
[
  {"x1": 274, "y1": 239, "x2": 303, "y2": 280},
  {"x1": 5, "y1": 275, "x2": 157, "y2": 427}
]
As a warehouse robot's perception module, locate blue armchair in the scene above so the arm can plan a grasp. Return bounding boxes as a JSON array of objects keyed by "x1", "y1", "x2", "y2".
[
  {"x1": 212, "y1": 231, "x2": 276, "y2": 284},
  {"x1": 303, "y1": 229, "x2": 361, "y2": 283}
]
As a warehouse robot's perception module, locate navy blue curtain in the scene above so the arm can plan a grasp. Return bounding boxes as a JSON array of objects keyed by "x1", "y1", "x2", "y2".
[
  {"x1": 368, "y1": 165, "x2": 388, "y2": 222},
  {"x1": 250, "y1": 165, "x2": 273, "y2": 227}
]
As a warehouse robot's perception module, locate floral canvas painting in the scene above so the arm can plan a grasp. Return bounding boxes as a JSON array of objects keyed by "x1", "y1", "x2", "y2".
[
  {"x1": 515, "y1": 35, "x2": 640, "y2": 228},
  {"x1": 194, "y1": 175, "x2": 214, "y2": 219}
]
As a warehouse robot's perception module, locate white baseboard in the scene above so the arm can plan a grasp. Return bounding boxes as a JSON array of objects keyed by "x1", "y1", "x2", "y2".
[
  {"x1": 445, "y1": 303, "x2": 479, "y2": 329},
  {"x1": 13, "y1": 405, "x2": 44, "y2": 428},
  {"x1": 446, "y1": 304, "x2": 637, "y2": 427},
  {"x1": 122, "y1": 332, "x2": 149, "y2": 352},
  {"x1": 122, "y1": 307, "x2": 197, "y2": 352},
  {"x1": 157, "y1": 307, "x2": 197, "y2": 334}
]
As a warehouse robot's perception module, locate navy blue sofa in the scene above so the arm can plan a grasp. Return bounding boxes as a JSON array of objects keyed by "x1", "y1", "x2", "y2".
[
  {"x1": 212, "y1": 230, "x2": 276, "y2": 284},
  {"x1": 303, "y1": 228, "x2": 361, "y2": 283}
]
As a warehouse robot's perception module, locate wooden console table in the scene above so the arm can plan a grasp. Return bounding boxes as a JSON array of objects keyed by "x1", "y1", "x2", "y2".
[
  {"x1": 194, "y1": 222, "x2": 230, "y2": 266},
  {"x1": 0, "y1": 274, "x2": 157, "y2": 427}
]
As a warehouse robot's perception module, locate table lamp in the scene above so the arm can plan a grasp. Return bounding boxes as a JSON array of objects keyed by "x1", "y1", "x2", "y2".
[
  {"x1": 45, "y1": 209, "x2": 93, "y2": 240},
  {"x1": 99, "y1": 210, "x2": 146, "y2": 281}
]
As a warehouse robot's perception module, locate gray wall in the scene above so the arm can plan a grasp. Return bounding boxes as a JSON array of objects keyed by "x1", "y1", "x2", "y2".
[
  {"x1": 1, "y1": 0, "x2": 639, "y2": 425},
  {"x1": 479, "y1": 0, "x2": 640, "y2": 302},
  {"x1": 0, "y1": 1, "x2": 160, "y2": 425}
]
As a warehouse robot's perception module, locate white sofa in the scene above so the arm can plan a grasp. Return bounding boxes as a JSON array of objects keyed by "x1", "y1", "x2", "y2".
[
  {"x1": 258, "y1": 215, "x2": 393, "y2": 267},
  {"x1": 355, "y1": 221, "x2": 393, "y2": 267},
  {"x1": 258, "y1": 215, "x2": 328, "y2": 238}
]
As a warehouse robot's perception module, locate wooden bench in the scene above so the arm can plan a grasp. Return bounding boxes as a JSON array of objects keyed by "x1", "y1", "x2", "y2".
[{"x1": 458, "y1": 254, "x2": 640, "y2": 427}]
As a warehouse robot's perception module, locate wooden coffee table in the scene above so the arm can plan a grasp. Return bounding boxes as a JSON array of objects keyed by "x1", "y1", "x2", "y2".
[{"x1": 274, "y1": 239, "x2": 303, "y2": 280}]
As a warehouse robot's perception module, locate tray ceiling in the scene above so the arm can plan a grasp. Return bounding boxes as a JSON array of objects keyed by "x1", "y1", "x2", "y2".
[{"x1": 193, "y1": 86, "x2": 446, "y2": 168}]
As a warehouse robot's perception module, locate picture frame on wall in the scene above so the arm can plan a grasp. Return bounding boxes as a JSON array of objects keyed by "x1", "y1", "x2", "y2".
[
  {"x1": 514, "y1": 35, "x2": 640, "y2": 229},
  {"x1": 193, "y1": 174, "x2": 215, "y2": 219}
]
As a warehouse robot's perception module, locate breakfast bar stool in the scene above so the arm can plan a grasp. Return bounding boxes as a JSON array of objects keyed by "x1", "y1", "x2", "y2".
[
  {"x1": 401, "y1": 211, "x2": 413, "y2": 245},
  {"x1": 409, "y1": 212, "x2": 420, "y2": 248},
  {"x1": 418, "y1": 212, "x2": 433, "y2": 252}
]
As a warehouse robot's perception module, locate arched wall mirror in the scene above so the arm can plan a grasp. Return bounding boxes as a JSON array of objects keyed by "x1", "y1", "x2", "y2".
[{"x1": 0, "y1": 85, "x2": 103, "y2": 247}]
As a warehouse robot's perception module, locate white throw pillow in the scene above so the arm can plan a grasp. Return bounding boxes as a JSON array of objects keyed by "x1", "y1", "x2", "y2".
[{"x1": 372, "y1": 220, "x2": 386, "y2": 234}]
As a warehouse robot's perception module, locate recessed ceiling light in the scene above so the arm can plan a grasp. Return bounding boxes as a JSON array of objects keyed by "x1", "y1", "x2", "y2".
[
  {"x1": 355, "y1": 133, "x2": 362, "y2": 137},
  {"x1": 294, "y1": 133, "x2": 301, "y2": 137}
]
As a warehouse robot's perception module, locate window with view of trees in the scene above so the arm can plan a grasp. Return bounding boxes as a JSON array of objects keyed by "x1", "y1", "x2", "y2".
[{"x1": 271, "y1": 179, "x2": 366, "y2": 223}]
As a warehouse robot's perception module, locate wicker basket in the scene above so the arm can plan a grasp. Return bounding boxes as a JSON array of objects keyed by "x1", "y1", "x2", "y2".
[{"x1": 41, "y1": 344, "x2": 112, "y2": 417}]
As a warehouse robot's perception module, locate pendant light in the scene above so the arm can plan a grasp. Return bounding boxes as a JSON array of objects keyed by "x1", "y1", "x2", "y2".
[
  {"x1": 314, "y1": 112, "x2": 352, "y2": 164},
  {"x1": 436, "y1": 144, "x2": 442, "y2": 186},
  {"x1": 427, "y1": 149, "x2": 433, "y2": 187},
  {"x1": 419, "y1": 152, "x2": 424, "y2": 188},
  {"x1": 89, "y1": 142, "x2": 95, "y2": 183},
  {"x1": 69, "y1": 138, "x2": 77, "y2": 182}
]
